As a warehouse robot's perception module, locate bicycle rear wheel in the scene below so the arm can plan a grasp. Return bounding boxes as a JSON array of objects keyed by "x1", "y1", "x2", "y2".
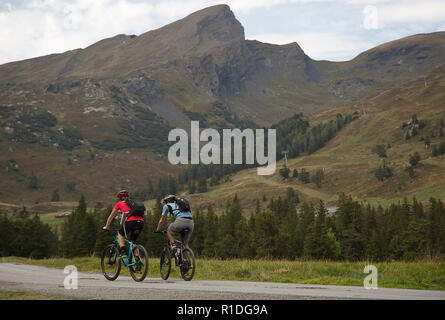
[
  {"x1": 129, "y1": 245, "x2": 149, "y2": 282},
  {"x1": 101, "y1": 244, "x2": 121, "y2": 281},
  {"x1": 160, "y1": 247, "x2": 172, "y2": 280},
  {"x1": 180, "y1": 248, "x2": 196, "y2": 281}
]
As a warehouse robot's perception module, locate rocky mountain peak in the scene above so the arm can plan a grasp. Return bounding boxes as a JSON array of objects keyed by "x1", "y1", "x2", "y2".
[{"x1": 192, "y1": 4, "x2": 245, "y2": 42}]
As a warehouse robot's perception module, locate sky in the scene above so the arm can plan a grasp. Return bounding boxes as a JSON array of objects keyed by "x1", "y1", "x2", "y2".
[{"x1": 0, "y1": 0, "x2": 444, "y2": 65}]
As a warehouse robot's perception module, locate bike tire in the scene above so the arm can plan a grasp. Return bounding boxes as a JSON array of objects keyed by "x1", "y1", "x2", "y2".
[
  {"x1": 160, "y1": 247, "x2": 172, "y2": 280},
  {"x1": 180, "y1": 248, "x2": 196, "y2": 281},
  {"x1": 129, "y1": 244, "x2": 149, "y2": 282},
  {"x1": 101, "y1": 244, "x2": 121, "y2": 281}
]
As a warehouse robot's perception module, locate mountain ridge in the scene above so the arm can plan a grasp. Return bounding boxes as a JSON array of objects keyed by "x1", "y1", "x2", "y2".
[{"x1": 0, "y1": 4, "x2": 444, "y2": 204}]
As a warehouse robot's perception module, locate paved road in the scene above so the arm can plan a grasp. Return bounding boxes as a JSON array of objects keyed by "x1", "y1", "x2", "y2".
[{"x1": 1, "y1": 263, "x2": 444, "y2": 300}]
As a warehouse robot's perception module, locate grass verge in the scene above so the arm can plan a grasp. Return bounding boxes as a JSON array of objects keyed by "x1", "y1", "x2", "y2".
[{"x1": 0, "y1": 289, "x2": 66, "y2": 300}]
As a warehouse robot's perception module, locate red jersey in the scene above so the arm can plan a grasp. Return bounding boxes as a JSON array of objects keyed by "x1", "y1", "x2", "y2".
[{"x1": 114, "y1": 201, "x2": 144, "y2": 222}]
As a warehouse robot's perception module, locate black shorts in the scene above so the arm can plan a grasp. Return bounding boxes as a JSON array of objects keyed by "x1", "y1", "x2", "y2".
[{"x1": 119, "y1": 220, "x2": 144, "y2": 242}]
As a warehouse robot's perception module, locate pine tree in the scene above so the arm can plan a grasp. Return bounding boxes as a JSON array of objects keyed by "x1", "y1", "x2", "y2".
[
  {"x1": 295, "y1": 202, "x2": 314, "y2": 257},
  {"x1": 428, "y1": 198, "x2": 444, "y2": 257},
  {"x1": 373, "y1": 144, "x2": 387, "y2": 158},
  {"x1": 279, "y1": 166, "x2": 290, "y2": 179},
  {"x1": 59, "y1": 195, "x2": 97, "y2": 257},
  {"x1": 51, "y1": 189, "x2": 60, "y2": 202},
  {"x1": 311, "y1": 169, "x2": 325, "y2": 188},
  {"x1": 409, "y1": 152, "x2": 421, "y2": 167},
  {"x1": 197, "y1": 176, "x2": 207, "y2": 193},
  {"x1": 93, "y1": 204, "x2": 114, "y2": 255},
  {"x1": 255, "y1": 198, "x2": 261, "y2": 214},
  {"x1": 401, "y1": 219, "x2": 430, "y2": 260},
  {"x1": 29, "y1": 171, "x2": 38, "y2": 190},
  {"x1": 217, "y1": 196, "x2": 244, "y2": 258},
  {"x1": 304, "y1": 200, "x2": 333, "y2": 259},
  {"x1": 189, "y1": 208, "x2": 205, "y2": 256},
  {"x1": 432, "y1": 144, "x2": 439, "y2": 157},
  {"x1": 144, "y1": 206, "x2": 165, "y2": 257},
  {"x1": 299, "y1": 168, "x2": 310, "y2": 184},
  {"x1": 0, "y1": 213, "x2": 14, "y2": 256},
  {"x1": 253, "y1": 210, "x2": 279, "y2": 258},
  {"x1": 16, "y1": 206, "x2": 29, "y2": 219},
  {"x1": 276, "y1": 202, "x2": 298, "y2": 259},
  {"x1": 188, "y1": 181, "x2": 196, "y2": 194},
  {"x1": 406, "y1": 166, "x2": 415, "y2": 179},
  {"x1": 147, "y1": 179, "x2": 154, "y2": 199},
  {"x1": 9, "y1": 214, "x2": 58, "y2": 258},
  {"x1": 336, "y1": 197, "x2": 366, "y2": 261},
  {"x1": 202, "y1": 205, "x2": 219, "y2": 257},
  {"x1": 285, "y1": 187, "x2": 299, "y2": 204},
  {"x1": 234, "y1": 215, "x2": 252, "y2": 258},
  {"x1": 167, "y1": 176, "x2": 178, "y2": 194}
]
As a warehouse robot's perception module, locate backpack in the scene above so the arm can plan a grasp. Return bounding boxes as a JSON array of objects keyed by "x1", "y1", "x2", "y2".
[
  {"x1": 125, "y1": 198, "x2": 146, "y2": 217},
  {"x1": 176, "y1": 197, "x2": 191, "y2": 212},
  {"x1": 167, "y1": 198, "x2": 191, "y2": 215}
]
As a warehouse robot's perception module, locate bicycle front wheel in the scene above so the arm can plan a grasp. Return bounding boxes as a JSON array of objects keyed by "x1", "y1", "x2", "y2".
[
  {"x1": 101, "y1": 244, "x2": 121, "y2": 281},
  {"x1": 160, "y1": 247, "x2": 172, "y2": 280},
  {"x1": 180, "y1": 248, "x2": 196, "y2": 281},
  {"x1": 129, "y1": 244, "x2": 149, "y2": 282}
]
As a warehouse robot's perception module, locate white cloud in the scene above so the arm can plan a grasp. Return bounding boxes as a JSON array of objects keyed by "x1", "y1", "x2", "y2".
[
  {"x1": 0, "y1": 0, "x2": 154, "y2": 65},
  {"x1": 0, "y1": 0, "x2": 444, "y2": 65},
  {"x1": 378, "y1": 1, "x2": 445, "y2": 24}
]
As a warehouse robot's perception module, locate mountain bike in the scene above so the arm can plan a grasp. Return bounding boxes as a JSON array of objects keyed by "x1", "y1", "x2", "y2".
[
  {"x1": 159, "y1": 230, "x2": 196, "y2": 281},
  {"x1": 101, "y1": 229, "x2": 149, "y2": 282}
]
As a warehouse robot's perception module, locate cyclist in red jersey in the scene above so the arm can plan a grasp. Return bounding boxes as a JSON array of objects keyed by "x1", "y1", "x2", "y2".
[{"x1": 103, "y1": 190, "x2": 144, "y2": 258}]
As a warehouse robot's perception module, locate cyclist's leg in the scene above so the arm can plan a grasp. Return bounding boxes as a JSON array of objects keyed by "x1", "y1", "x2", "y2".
[
  {"x1": 168, "y1": 220, "x2": 185, "y2": 251},
  {"x1": 169, "y1": 218, "x2": 193, "y2": 247},
  {"x1": 182, "y1": 220, "x2": 194, "y2": 249},
  {"x1": 128, "y1": 221, "x2": 144, "y2": 257},
  {"x1": 128, "y1": 220, "x2": 144, "y2": 242},
  {"x1": 166, "y1": 225, "x2": 176, "y2": 247},
  {"x1": 118, "y1": 224, "x2": 128, "y2": 256}
]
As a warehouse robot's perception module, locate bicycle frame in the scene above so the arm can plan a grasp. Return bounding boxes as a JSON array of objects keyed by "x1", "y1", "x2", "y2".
[
  {"x1": 159, "y1": 229, "x2": 195, "y2": 281},
  {"x1": 168, "y1": 238, "x2": 186, "y2": 266},
  {"x1": 113, "y1": 233, "x2": 138, "y2": 267}
]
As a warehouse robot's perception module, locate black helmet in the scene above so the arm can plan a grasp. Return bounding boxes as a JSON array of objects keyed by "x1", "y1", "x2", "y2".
[{"x1": 162, "y1": 194, "x2": 175, "y2": 203}]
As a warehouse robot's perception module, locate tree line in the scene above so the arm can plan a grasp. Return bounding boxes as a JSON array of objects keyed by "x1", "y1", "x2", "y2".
[
  {"x1": 1, "y1": 194, "x2": 443, "y2": 261},
  {"x1": 188, "y1": 194, "x2": 445, "y2": 261},
  {"x1": 274, "y1": 112, "x2": 358, "y2": 160},
  {"x1": 133, "y1": 112, "x2": 358, "y2": 200},
  {"x1": 0, "y1": 212, "x2": 58, "y2": 258}
]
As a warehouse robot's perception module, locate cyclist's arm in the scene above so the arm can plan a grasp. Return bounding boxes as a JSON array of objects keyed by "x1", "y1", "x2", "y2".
[
  {"x1": 103, "y1": 208, "x2": 118, "y2": 230},
  {"x1": 156, "y1": 215, "x2": 166, "y2": 232},
  {"x1": 155, "y1": 205, "x2": 171, "y2": 231}
]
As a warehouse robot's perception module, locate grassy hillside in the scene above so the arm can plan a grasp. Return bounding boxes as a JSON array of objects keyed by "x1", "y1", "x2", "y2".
[
  {"x1": 182, "y1": 66, "x2": 445, "y2": 211},
  {"x1": 0, "y1": 5, "x2": 444, "y2": 205}
]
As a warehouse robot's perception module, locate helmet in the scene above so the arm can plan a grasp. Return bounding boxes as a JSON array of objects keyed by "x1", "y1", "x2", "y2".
[
  {"x1": 117, "y1": 190, "x2": 129, "y2": 199},
  {"x1": 162, "y1": 194, "x2": 175, "y2": 203}
]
